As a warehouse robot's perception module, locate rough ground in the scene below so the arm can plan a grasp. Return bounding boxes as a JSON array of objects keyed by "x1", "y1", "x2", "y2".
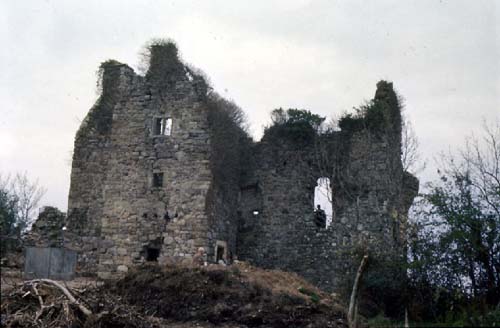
[{"x1": 1, "y1": 262, "x2": 347, "y2": 328}]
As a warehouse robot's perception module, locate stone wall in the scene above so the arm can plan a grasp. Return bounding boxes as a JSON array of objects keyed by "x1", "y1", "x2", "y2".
[
  {"x1": 24, "y1": 206, "x2": 66, "y2": 248},
  {"x1": 66, "y1": 42, "x2": 418, "y2": 291},
  {"x1": 204, "y1": 96, "x2": 249, "y2": 262},
  {"x1": 236, "y1": 82, "x2": 418, "y2": 292},
  {"x1": 66, "y1": 43, "x2": 243, "y2": 278}
]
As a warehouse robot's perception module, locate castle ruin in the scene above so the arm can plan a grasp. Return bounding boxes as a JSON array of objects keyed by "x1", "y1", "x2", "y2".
[{"x1": 64, "y1": 42, "x2": 418, "y2": 291}]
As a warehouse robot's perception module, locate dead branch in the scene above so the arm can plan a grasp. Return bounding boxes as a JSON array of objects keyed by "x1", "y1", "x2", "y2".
[
  {"x1": 348, "y1": 254, "x2": 368, "y2": 328},
  {"x1": 32, "y1": 283, "x2": 45, "y2": 320},
  {"x1": 27, "y1": 279, "x2": 92, "y2": 317}
]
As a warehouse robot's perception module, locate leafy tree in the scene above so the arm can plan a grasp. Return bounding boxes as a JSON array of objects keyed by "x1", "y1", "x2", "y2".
[
  {"x1": 1, "y1": 175, "x2": 20, "y2": 255},
  {"x1": 206, "y1": 92, "x2": 251, "y2": 191},
  {"x1": 265, "y1": 108, "x2": 325, "y2": 144},
  {"x1": 270, "y1": 108, "x2": 325, "y2": 130},
  {"x1": 0, "y1": 177, "x2": 18, "y2": 236},
  {"x1": 408, "y1": 121, "x2": 500, "y2": 323}
]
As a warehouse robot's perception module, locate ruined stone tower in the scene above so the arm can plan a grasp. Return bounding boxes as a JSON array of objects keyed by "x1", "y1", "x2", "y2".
[
  {"x1": 66, "y1": 42, "x2": 242, "y2": 278},
  {"x1": 66, "y1": 41, "x2": 418, "y2": 290}
]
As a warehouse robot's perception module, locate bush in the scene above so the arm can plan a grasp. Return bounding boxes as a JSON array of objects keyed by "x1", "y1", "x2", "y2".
[
  {"x1": 366, "y1": 313, "x2": 394, "y2": 327},
  {"x1": 263, "y1": 108, "x2": 325, "y2": 145}
]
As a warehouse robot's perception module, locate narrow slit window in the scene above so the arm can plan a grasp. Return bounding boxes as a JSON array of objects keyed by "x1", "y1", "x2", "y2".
[
  {"x1": 154, "y1": 118, "x2": 163, "y2": 135},
  {"x1": 153, "y1": 172, "x2": 164, "y2": 188}
]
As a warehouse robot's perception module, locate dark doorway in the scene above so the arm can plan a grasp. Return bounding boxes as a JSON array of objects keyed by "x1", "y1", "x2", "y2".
[
  {"x1": 146, "y1": 247, "x2": 160, "y2": 262},
  {"x1": 216, "y1": 245, "x2": 225, "y2": 263}
]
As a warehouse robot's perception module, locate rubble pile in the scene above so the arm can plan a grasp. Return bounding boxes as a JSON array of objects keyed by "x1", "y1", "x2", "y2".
[{"x1": 1, "y1": 263, "x2": 348, "y2": 328}]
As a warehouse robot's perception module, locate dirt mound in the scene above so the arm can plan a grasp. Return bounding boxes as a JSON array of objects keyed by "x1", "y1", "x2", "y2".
[
  {"x1": 1, "y1": 263, "x2": 347, "y2": 328},
  {"x1": 111, "y1": 263, "x2": 347, "y2": 327}
]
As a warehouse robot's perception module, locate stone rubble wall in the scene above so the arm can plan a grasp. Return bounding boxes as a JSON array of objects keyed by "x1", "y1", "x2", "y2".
[
  {"x1": 236, "y1": 82, "x2": 418, "y2": 292},
  {"x1": 65, "y1": 43, "x2": 418, "y2": 292},
  {"x1": 24, "y1": 206, "x2": 66, "y2": 248},
  {"x1": 65, "y1": 66, "x2": 120, "y2": 274},
  {"x1": 66, "y1": 47, "x2": 239, "y2": 278}
]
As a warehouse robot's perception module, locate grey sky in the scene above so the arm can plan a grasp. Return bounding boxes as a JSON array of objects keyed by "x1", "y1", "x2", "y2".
[{"x1": 1, "y1": 0, "x2": 498, "y2": 213}]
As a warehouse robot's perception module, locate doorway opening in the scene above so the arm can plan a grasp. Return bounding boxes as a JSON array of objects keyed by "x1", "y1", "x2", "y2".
[
  {"x1": 216, "y1": 246, "x2": 225, "y2": 262},
  {"x1": 146, "y1": 247, "x2": 160, "y2": 262},
  {"x1": 214, "y1": 240, "x2": 228, "y2": 264}
]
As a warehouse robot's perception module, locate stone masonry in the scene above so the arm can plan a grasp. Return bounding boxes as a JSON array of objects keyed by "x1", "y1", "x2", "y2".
[
  {"x1": 64, "y1": 41, "x2": 418, "y2": 291},
  {"x1": 237, "y1": 84, "x2": 419, "y2": 290},
  {"x1": 24, "y1": 206, "x2": 66, "y2": 248}
]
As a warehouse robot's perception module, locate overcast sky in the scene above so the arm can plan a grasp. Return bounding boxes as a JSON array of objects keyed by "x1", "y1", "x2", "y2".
[{"x1": 1, "y1": 0, "x2": 498, "y2": 213}]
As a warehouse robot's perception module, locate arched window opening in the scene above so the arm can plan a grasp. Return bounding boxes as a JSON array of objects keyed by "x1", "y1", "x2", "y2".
[{"x1": 314, "y1": 177, "x2": 333, "y2": 228}]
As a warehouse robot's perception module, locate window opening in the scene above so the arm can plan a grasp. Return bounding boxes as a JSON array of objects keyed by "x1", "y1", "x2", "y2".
[
  {"x1": 154, "y1": 118, "x2": 163, "y2": 135},
  {"x1": 153, "y1": 172, "x2": 164, "y2": 188},
  {"x1": 314, "y1": 177, "x2": 333, "y2": 228},
  {"x1": 153, "y1": 117, "x2": 173, "y2": 136},
  {"x1": 165, "y1": 118, "x2": 172, "y2": 136}
]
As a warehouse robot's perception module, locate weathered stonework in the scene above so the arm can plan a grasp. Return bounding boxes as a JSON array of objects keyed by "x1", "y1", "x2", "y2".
[
  {"x1": 24, "y1": 206, "x2": 66, "y2": 248},
  {"x1": 64, "y1": 42, "x2": 418, "y2": 291},
  {"x1": 236, "y1": 89, "x2": 419, "y2": 290}
]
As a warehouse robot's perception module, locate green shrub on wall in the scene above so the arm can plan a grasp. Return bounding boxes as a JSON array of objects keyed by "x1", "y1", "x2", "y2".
[{"x1": 264, "y1": 108, "x2": 325, "y2": 145}]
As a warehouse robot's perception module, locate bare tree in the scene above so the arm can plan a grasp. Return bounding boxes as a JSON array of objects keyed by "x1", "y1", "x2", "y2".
[
  {"x1": 401, "y1": 117, "x2": 424, "y2": 174},
  {"x1": 461, "y1": 120, "x2": 500, "y2": 217},
  {"x1": 10, "y1": 172, "x2": 46, "y2": 233}
]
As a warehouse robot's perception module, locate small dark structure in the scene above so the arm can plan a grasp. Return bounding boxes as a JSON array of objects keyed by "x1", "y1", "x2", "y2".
[{"x1": 24, "y1": 247, "x2": 77, "y2": 280}]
